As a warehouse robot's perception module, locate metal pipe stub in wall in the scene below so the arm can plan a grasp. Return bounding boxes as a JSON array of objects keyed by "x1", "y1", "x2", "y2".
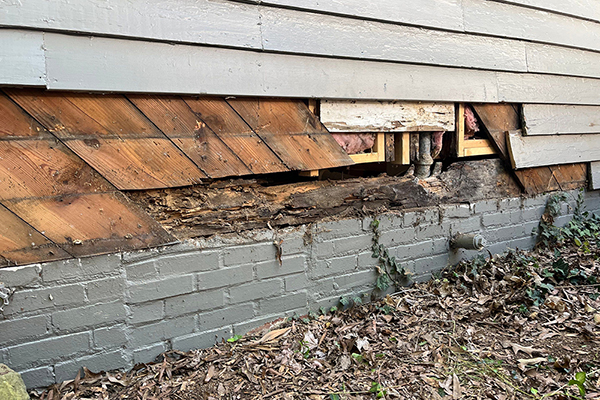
[{"x1": 451, "y1": 233, "x2": 486, "y2": 250}]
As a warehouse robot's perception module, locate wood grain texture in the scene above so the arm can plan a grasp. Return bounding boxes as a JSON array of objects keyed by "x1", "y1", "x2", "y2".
[
  {"x1": 526, "y1": 43, "x2": 600, "y2": 80},
  {"x1": 65, "y1": 138, "x2": 205, "y2": 190},
  {"x1": 8, "y1": 89, "x2": 207, "y2": 189},
  {"x1": 0, "y1": 0, "x2": 261, "y2": 49},
  {"x1": 523, "y1": 104, "x2": 600, "y2": 135},
  {"x1": 7, "y1": 89, "x2": 166, "y2": 139},
  {"x1": 320, "y1": 101, "x2": 455, "y2": 133},
  {"x1": 0, "y1": 30, "x2": 45, "y2": 86},
  {"x1": 0, "y1": 203, "x2": 71, "y2": 266},
  {"x1": 3, "y1": 192, "x2": 175, "y2": 257},
  {"x1": 43, "y1": 33, "x2": 500, "y2": 101},
  {"x1": 508, "y1": 132, "x2": 600, "y2": 169},
  {"x1": 183, "y1": 97, "x2": 288, "y2": 174},
  {"x1": 591, "y1": 161, "x2": 600, "y2": 190},
  {"x1": 0, "y1": 92, "x2": 49, "y2": 138},
  {"x1": 128, "y1": 95, "x2": 253, "y2": 178},
  {"x1": 471, "y1": 104, "x2": 520, "y2": 157},
  {"x1": 227, "y1": 98, "x2": 354, "y2": 170},
  {"x1": 497, "y1": 73, "x2": 600, "y2": 105}
]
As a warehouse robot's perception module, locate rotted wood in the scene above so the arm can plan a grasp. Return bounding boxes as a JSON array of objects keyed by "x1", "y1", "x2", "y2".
[
  {"x1": 129, "y1": 159, "x2": 519, "y2": 239},
  {"x1": 227, "y1": 98, "x2": 354, "y2": 171},
  {"x1": 0, "y1": 203, "x2": 71, "y2": 266},
  {"x1": 183, "y1": 97, "x2": 288, "y2": 175},
  {"x1": 128, "y1": 95, "x2": 253, "y2": 178},
  {"x1": 3, "y1": 192, "x2": 175, "y2": 257},
  {"x1": 6, "y1": 89, "x2": 207, "y2": 189}
]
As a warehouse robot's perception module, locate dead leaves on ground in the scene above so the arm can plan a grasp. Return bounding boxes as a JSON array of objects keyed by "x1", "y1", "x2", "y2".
[{"x1": 33, "y1": 246, "x2": 600, "y2": 400}]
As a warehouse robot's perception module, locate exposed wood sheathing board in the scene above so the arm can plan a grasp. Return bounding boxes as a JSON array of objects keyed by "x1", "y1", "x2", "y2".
[
  {"x1": 320, "y1": 101, "x2": 455, "y2": 133},
  {"x1": 182, "y1": 97, "x2": 288, "y2": 175},
  {"x1": 7, "y1": 89, "x2": 207, "y2": 190},
  {"x1": 523, "y1": 104, "x2": 600, "y2": 135},
  {"x1": 0, "y1": 204, "x2": 71, "y2": 267},
  {"x1": 508, "y1": 132, "x2": 600, "y2": 169},
  {"x1": 227, "y1": 98, "x2": 354, "y2": 170},
  {"x1": 0, "y1": 91, "x2": 174, "y2": 266}
]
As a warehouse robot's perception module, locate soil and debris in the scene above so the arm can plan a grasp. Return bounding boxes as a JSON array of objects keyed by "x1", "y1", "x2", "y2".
[{"x1": 33, "y1": 205, "x2": 600, "y2": 399}]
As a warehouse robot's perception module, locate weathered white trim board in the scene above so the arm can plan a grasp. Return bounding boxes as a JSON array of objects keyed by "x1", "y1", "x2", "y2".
[
  {"x1": 0, "y1": 30, "x2": 45, "y2": 86},
  {"x1": 507, "y1": 132, "x2": 600, "y2": 169},
  {"x1": 590, "y1": 161, "x2": 600, "y2": 190},
  {"x1": 320, "y1": 101, "x2": 455, "y2": 133},
  {"x1": 523, "y1": 104, "x2": 600, "y2": 135}
]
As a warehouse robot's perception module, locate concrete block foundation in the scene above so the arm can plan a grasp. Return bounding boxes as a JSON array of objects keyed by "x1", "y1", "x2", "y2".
[{"x1": 2, "y1": 189, "x2": 599, "y2": 388}]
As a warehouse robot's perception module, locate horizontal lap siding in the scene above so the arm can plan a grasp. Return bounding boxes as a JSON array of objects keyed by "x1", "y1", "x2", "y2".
[{"x1": 1, "y1": 0, "x2": 600, "y2": 102}]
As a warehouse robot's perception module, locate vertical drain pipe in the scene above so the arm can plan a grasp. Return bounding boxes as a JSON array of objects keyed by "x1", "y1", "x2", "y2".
[{"x1": 414, "y1": 132, "x2": 434, "y2": 179}]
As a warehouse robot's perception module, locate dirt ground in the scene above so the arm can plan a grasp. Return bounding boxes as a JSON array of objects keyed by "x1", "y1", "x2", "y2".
[{"x1": 33, "y1": 209, "x2": 600, "y2": 400}]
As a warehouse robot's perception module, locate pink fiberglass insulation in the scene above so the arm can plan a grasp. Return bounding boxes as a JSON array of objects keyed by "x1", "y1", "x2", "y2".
[
  {"x1": 431, "y1": 131, "x2": 444, "y2": 158},
  {"x1": 465, "y1": 107, "x2": 479, "y2": 138},
  {"x1": 332, "y1": 133, "x2": 376, "y2": 154}
]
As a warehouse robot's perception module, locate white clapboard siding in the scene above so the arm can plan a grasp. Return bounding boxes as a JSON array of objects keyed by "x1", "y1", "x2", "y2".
[
  {"x1": 463, "y1": 0, "x2": 600, "y2": 53},
  {"x1": 260, "y1": 8, "x2": 528, "y2": 73},
  {"x1": 497, "y1": 73, "x2": 600, "y2": 105},
  {"x1": 590, "y1": 162, "x2": 600, "y2": 190},
  {"x1": 495, "y1": 0, "x2": 600, "y2": 23},
  {"x1": 526, "y1": 44, "x2": 600, "y2": 80},
  {"x1": 523, "y1": 105, "x2": 600, "y2": 135},
  {"x1": 0, "y1": 30, "x2": 45, "y2": 86},
  {"x1": 38, "y1": 32, "x2": 600, "y2": 105},
  {"x1": 320, "y1": 101, "x2": 455, "y2": 133},
  {"x1": 234, "y1": 0, "x2": 465, "y2": 31},
  {"x1": 0, "y1": 0, "x2": 262, "y2": 49},
  {"x1": 42, "y1": 33, "x2": 499, "y2": 101},
  {"x1": 507, "y1": 132, "x2": 600, "y2": 169},
  {"x1": 241, "y1": 0, "x2": 600, "y2": 53}
]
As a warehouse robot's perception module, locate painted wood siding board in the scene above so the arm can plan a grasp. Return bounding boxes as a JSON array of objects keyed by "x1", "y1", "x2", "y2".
[
  {"x1": 231, "y1": 0, "x2": 465, "y2": 31},
  {"x1": 590, "y1": 161, "x2": 600, "y2": 190},
  {"x1": 0, "y1": 0, "x2": 261, "y2": 49},
  {"x1": 260, "y1": 7, "x2": 528, "y2": 73},
  {"x1": 463, "y1": 0, "x2": 600, "y2": 53},
  {"x1": 507, "y1": 132, "x2": 600, "y2": 169},
  {"x1": 43, "y1": 33, "x2": 499, "y2": 101},
  {"x1": 0, "y1": 30, "x2": 45, "y2": 86},
  {"x1": 523, "y1": 104, "x2": 600, "y2": 135},
  {"x1": 494, "y1": 0, "x2": 600, "y2": 23},
  {"x1": 320, "y1": 101, "x2": 455, "y2": 133},
  {"x1": 497, "y1": 73, "x2": 600, "y2": 105},
  {"x1": 526, "y1": 43, "x2": 600, "y2": 80}
]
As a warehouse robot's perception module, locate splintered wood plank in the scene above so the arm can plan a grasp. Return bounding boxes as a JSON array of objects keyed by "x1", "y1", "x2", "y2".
[
  {"x1": 227, "y1": 98, "x2": 354, "y2": 171},
  {"x1": 523, "y1": 104, "x2": 600, "y2": 135},
  {"x1": 183, "y1": 97, "x2": 288, "y2": 174},
  {"x1": 471, "y1": 103, "x2": 520, "y2": 158},
  {"x1": 320, "y1": 100, "x2": 455, "y2": 133},
  {"x1": 0, "y1": 140, "x2": 112, "y2": 200},
  {"x1": 65, "y1": 138, "x2": 205, "y2": 190},
  {"x1": 515, "y1": 164, "x2": 588, "y2": 195},
  {"x1": 6, "y1": 89, "x2": 164, "y2": 138},
  {"x1": 0, "y1": 203, "x2": 71, "y2": 266},
  {"x1": 4, "y1": 192, "x2": 175, "y2": 257},
  {"x1": 128, "y1": 95, "x2": 252, "y2": 178},
  {"x1": 0, "y1": 92, "x2": 49, "y2": 138}
]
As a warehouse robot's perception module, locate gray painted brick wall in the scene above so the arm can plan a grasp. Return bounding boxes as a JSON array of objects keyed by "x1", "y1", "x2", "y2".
[{"x1": 2, "y1": 189, "x2": 600, "y2": 388}]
